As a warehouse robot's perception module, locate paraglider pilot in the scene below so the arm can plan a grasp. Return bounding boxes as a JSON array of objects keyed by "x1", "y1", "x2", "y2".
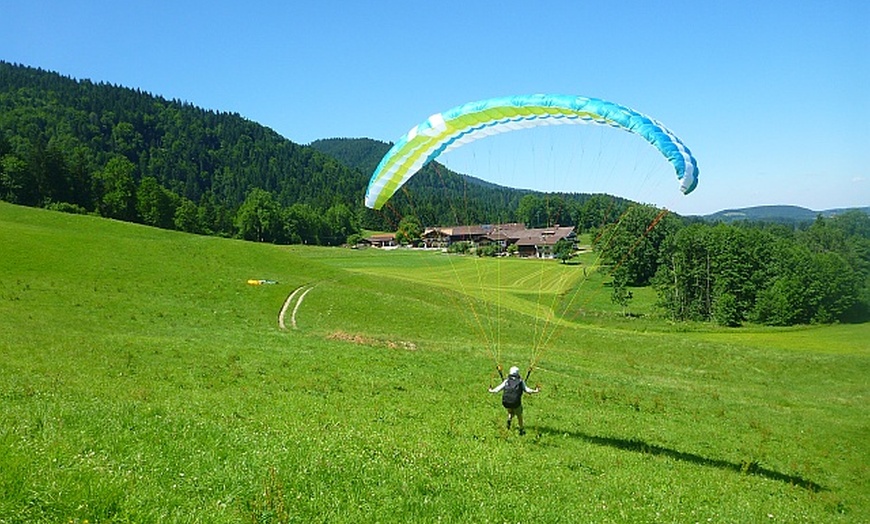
[{"x1": 489, "y1": 366, "x2": 539, "y2": 435}]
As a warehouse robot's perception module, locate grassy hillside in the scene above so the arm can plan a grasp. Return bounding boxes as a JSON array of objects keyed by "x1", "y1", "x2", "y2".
[{"x1": 1, "y1": 202, "x2": 867, "y2": 523}]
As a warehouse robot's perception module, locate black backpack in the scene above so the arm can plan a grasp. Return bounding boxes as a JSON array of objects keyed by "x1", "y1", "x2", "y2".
[{"x1": 501, "y1": 376, "x2": 523, "y2": 409}]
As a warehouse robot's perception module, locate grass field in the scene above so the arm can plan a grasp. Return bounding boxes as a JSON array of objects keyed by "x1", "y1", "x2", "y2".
[{"x1": 1, "y1": 201, "x2": 868, "y2": 523}]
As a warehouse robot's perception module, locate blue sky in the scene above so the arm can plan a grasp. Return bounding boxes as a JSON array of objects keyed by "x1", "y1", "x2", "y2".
[{"x1": 2, "y1": 0, "x2": 868, "y2": 215}]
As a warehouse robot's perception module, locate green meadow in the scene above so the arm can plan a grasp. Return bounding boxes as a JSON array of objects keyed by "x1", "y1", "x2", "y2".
[{"x1": 1, "y1": 201, "x2": 867, "y2": 523}]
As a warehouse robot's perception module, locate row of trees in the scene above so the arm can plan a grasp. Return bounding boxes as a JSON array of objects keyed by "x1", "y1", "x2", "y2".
[
  {"x1": 596, "y1": 205, "x2": 869, "y2": 325},
  {"x1": 234, "y1": 188, "x2": 358, "y2": 245},
  {"x1": 0, "y1": 137, "x2": 362, "y2": 245}
]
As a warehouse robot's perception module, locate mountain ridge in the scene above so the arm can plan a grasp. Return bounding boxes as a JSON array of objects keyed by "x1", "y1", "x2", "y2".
[{"x1": 700, "y1": 204, "x2": 870, "y2": 223}]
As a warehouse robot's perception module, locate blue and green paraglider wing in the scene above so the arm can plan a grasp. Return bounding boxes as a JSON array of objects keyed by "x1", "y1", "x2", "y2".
[{"x1": 364, "y1": 94, "x2": 698, "y2": 209}]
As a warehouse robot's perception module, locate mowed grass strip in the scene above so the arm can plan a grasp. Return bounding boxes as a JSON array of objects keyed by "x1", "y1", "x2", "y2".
[{"x1": 1, "y1": 202, "x2": 868, "y2": 523}]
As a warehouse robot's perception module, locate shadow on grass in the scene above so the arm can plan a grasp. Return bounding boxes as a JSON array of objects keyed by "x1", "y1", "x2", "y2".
[{"x1": 536, "y1": 426, "x2": 824, "y2": 492}]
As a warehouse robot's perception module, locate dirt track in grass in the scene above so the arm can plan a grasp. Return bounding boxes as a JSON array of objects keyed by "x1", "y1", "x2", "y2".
[{"x1": 278, "y1": 285, "x2": 314, "y2": 330}]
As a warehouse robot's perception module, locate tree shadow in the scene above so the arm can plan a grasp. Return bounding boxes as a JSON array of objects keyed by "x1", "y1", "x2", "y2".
[{"x1": 535, "y1": 426, "x2": 824, "y2": 492}]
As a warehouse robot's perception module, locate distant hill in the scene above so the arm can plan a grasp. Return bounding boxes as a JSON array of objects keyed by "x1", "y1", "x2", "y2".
[
  {"x1": 309, "y1": 138, "x2": 389, "y2": 180},
  {"x1": 702, "y1": 205, "x2": 870, "y2": 224},
  {"x1": 309, "y1": 137, "x2": 518, "y2": 191}
]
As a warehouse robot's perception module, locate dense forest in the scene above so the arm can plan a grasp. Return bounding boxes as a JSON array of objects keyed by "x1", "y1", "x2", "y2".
[
  {"x1": 0, "y1": 61, "x2": 378, "y2": 243},
  {"x1": 2, "y1": 61, "x2": 868, "y2": 325},
  {"x1": 653, "y1": 213, "x2": 870, "y2": 325},
  {"x1": 594, "y1": 205, "x2": 870, "y2": 325}
]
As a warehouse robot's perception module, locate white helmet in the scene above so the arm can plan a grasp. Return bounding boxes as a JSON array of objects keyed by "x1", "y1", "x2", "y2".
[{"x1": 509, "y1": 366, "x2": 520, "y2": 376}]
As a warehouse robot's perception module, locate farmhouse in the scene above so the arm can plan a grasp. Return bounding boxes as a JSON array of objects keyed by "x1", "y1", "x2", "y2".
[
  {"x1": 512, "y1": 225, "x2": 576, "y2": 258},
  {"x1": 421, "y1": 225, "x2": 488, "y2": 247},
  {"x1": 420, "y1": 227, "x2": 450, "y2": 248},
  {"x1": 422, "y1": 223, "x2": 575, "y2": 258},
  {"x1": 362, "y1": 233, "x2": 397, "y2": 248},
  {"x1": 421, "y1": 225, "x2": 504, "y2": 248}
]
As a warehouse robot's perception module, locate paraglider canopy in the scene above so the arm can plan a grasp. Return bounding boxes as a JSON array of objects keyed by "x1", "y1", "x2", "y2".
[{"x1": 365, "y1": 94, "x2": 698, "y2": 210}]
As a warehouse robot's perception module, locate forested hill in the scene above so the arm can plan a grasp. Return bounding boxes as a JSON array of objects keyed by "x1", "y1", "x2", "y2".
[
  {"x1": 0, "y1": 61, "x2": 377, "y2": 236},
  {"x1": 309, "y1": 138, "x2": 389, "y2": 179},
  {"x1": 308, "y1": 137, "x2": 551, "y2": 226},
  {"x1": 310, "y1": 137, "x2": 515, "y2": 191}
]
